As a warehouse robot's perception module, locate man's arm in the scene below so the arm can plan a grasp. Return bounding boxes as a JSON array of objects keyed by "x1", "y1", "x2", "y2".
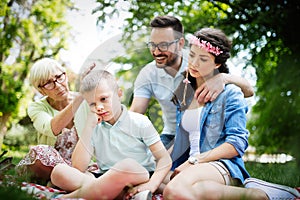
[
  {"x1": 137, "y1": 140, "x2": 172, "y2": 193},
  {"x1": 129, "y1": 97, "x2": 151, "y2": 114},
  {"x1": 195, "y1": 73, "x2": 254, "y2": 104},
  {"x1": 223, "y1": 74, "x2": 254, "y2": 97}
]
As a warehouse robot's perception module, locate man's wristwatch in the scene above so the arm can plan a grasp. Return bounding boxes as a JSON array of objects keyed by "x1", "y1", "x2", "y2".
[{"x1": 188, "y1": 156, "x2": 198, "y2": 164}]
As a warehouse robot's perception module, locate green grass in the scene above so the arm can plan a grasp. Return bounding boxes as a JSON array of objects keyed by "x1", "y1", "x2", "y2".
[
  {"x1": 0, "y1": 146, "x2": 41, "y2": 199},
  {"x1": 0, "y1": 185, "x2": 35, "y2": 199},
  {"x1": 245, "y1": 161, "x2": 300, "y2": 187},
  {"x1": 3, "y1": 147, "x2": 300, "y2": 187},
  {"x1": 2, "y1": 145, "x2": 30, "y2": 163}
]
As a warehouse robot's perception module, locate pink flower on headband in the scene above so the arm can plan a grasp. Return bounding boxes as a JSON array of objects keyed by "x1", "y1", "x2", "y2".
[{"x1": 189, "y1": 35, "x2": 223, "y2": 56}]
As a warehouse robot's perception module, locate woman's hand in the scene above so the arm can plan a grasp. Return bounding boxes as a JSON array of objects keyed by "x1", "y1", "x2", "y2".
[{"x1": 80, "y1": 63, "x2": 96, "y2": 81}]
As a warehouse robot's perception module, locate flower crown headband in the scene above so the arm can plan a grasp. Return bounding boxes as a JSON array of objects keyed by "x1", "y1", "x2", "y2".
[
  {"x1": 189, "y1": 35, "x2": 223, "y2": 56},
  {"x1": 180, "y1": 35, "x2": 223, "y2": 105}
]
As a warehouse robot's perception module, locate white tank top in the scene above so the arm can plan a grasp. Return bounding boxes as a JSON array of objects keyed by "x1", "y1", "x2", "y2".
[{"x1": 181, "y1": 107, "x2": 202, "y2": 156}]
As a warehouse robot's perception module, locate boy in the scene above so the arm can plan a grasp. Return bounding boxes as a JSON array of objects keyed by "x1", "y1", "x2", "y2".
[{"x1": 51, "y1": 70, "x2": 172, "y2": 200}]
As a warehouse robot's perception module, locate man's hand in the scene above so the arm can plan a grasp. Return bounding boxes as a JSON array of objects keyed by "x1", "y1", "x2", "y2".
[{"x1": 194, "y1": 73, "x2": 225, "y2": 104}]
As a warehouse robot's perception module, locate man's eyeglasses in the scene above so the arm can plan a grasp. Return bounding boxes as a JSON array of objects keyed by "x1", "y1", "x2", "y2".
[
  {"x1": 39, "y1": 72, "x2": 66, "y2": 90},
  {"x1": 147, "y1": 39, "x2": 179, "y2": 52}
]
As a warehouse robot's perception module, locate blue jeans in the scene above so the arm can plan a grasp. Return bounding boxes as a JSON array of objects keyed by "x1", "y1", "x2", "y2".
[
  {"x1": 171, "y1": 148, "x2": 189, "y2": 170},
  {"x1": 160, "y1": 134, "x2": 175, "y2": 149}
]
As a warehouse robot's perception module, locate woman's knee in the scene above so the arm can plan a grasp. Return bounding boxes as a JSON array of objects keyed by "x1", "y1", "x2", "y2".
[
  {"x1": 50, "y1": 163, "x2": 67, "y2": 182},
  {"x1": 164, "y1": 180, "x2": 224, "y2": 200},
  {"x1": 193, "y1": 180, "x2": 225, "y2": 200},
  {"x1": 163, "y1": 179, "x2": 184, "y2": 199}
]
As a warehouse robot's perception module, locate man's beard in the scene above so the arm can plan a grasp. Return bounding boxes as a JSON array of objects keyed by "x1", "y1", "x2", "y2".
[{"x1": 155, "y1": 52, "x2": 180, "y2": 68}]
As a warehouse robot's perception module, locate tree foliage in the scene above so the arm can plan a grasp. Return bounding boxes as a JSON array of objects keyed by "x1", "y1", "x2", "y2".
[
  {"x1": 0, "y1": 0, "x2": 73, "y2": 145},
  {"x1": 93, "y1": 0, "x2": 300, "y2": 164}
]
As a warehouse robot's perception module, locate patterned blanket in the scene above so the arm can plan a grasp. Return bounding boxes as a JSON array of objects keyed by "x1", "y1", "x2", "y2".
[
  {"x1": 21, "y1": 181, "x2": 164, "y2": 200},
  {"x1": 21, "y1": 182, "x2": 71, "y2": 199}
]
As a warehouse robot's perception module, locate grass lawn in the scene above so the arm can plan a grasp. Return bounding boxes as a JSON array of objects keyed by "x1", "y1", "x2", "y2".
[
  {"x1": 245, "y1": 161, "x2": 300, "y2": 187},
  {"x1": 1, "y1": 146, "x2": 299, "y2": 199}
]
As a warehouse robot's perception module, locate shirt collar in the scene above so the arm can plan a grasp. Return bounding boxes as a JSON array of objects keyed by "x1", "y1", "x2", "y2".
[{"x1": 101, "y1": 104, "x2": 128, "y2": 128}]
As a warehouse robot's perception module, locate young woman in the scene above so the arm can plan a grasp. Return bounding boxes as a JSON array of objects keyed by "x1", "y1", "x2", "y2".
[{"x1": 163, "y1": 28, "x2": 300, "y2": 200}]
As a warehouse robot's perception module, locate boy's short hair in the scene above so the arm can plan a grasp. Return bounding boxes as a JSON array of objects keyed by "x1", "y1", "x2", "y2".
[{"x1": 80, "y1": 69, "x2": 118, "y2": 93}]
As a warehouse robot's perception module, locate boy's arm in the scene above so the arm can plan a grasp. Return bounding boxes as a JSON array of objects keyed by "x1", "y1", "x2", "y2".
[
  {"x1": 147, "y1": 141, "x2": 172, "y2": 193},
  {"x1": 71, "y1": 111, "x2": 97, "y2": 172},
  {"x1": 195, "y1": 73, "x2": 254, "y2": 104}
]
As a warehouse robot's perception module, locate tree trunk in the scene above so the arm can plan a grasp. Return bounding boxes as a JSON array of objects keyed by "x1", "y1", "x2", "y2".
[{"x1": 0, "y1": 113, "x2": 10, "y2": 150}]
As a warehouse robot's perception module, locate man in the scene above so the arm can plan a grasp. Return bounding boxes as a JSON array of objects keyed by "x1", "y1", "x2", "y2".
[{"x1": 130, "y1": 15, "x2": 254, "y2": 149}]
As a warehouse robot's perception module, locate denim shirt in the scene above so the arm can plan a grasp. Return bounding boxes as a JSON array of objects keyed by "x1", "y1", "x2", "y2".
[{"x1": 171, "y1": 83, "x2": 250, "y2": 183}]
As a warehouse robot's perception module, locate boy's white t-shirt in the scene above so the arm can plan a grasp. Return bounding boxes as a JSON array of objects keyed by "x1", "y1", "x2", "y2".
[{"x1": 90, "y1": 105, "x2": 160, "y2": 173}]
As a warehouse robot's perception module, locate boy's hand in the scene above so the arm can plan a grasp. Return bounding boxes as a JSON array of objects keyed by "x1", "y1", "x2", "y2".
[
  {"x1": 87, "y1": 110, "x2": 101, "y2": 128},
  {"x1": 125, "y1": 183, "x2": 154, "y2": 199}
]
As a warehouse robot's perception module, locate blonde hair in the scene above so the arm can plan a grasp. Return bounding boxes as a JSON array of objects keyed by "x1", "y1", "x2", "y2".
[
  {"x1": 29, "y1": 58, "x2": 66, "y2": 92},
  {"x1": 80, "y1": 69, "x2": 118, "y2": 93}
]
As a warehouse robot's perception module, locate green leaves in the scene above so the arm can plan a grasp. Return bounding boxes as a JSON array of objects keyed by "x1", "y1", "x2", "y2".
[{"x1": 0, "y1": 0, "x2": 73, "y2": 133}]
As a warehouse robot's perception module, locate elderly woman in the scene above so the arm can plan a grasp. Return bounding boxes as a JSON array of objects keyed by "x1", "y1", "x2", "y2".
[{"x1": 16, "y1": 58, "x2": 85, "y2": 183}]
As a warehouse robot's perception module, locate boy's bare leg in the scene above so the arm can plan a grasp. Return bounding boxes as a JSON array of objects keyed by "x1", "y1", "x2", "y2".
[{"x1": 51, "y1": 159, "x2": 150, "y2": 199}]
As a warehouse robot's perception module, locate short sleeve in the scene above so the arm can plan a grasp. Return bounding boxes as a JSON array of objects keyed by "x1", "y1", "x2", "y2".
[
  {"x1": 133, "y1": 63, "x2": 154, "y2": 98},
  {"x1": 27, "y1": 99, "x2": 55, "y2": 137},
  {"x1": 131, "y1": 113, "x2": 160, "y2": 146}
]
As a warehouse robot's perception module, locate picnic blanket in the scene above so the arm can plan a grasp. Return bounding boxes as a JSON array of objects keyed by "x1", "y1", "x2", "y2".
[
  {"x1": 19, "y1": 180, "x2": 300, "y2": 200},
  {"x1": 21, "y1": 182, "x2": 70, "y2": 199},
  {"x1": 21, "y1": 181, "x2": 164, "y2": 200}
]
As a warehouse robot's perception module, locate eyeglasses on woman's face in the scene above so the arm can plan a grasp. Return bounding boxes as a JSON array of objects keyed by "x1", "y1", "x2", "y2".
[
  {"x1": 39, "y1": 72, "x2": 66, "y2": 90},
  {"x1": 147, "y1": 39, "x2": 179, "y2": 52}
]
